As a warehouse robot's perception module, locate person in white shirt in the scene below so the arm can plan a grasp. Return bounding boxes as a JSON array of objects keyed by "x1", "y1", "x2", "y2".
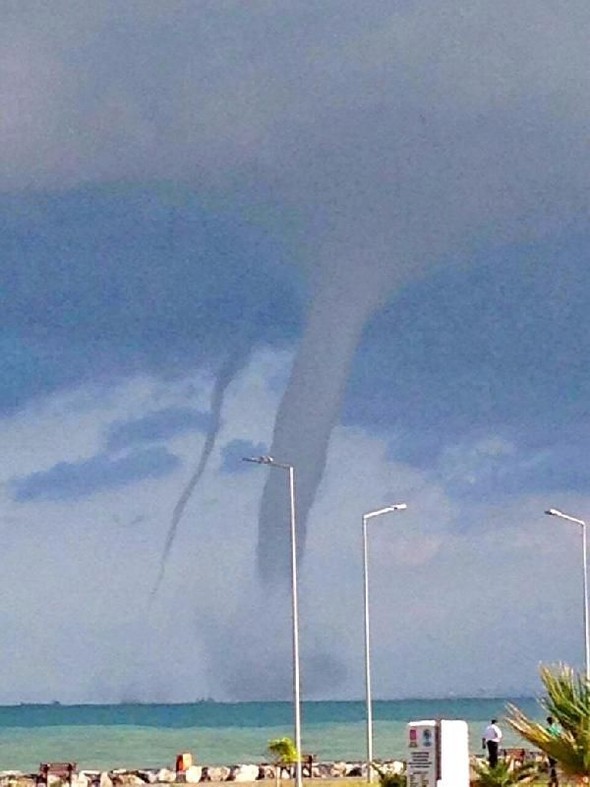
[{"x1": 482, "y1": 719, "x2": 502, "y2": 767}]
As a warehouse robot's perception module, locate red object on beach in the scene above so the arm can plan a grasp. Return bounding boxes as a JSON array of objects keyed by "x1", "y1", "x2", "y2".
[{"x1": 176, "y1": 753, "x2": 193, "y2": 772}]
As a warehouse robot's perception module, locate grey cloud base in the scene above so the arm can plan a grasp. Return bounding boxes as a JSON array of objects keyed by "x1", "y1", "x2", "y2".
[
  {"x1": 0, "y1": 0, "x2": 589, "y2": 700},
  {"x1": 11, "y1": 447, "x2": 180, "y2": 502}
]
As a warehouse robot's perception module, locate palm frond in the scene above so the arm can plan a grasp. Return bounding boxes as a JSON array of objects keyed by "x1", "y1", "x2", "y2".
[
  {"x1": 472, "y1": 758, "x2": 538, "y2": 786},
  {"x1": 539, "y1": 664, "x2": 590, "y2": 733},
  {"x1": 267, "y1": 737, "x2": 300, "y2": 765},
  {"x1": 506, "y1": 663, "x2": 590, "y2": 778}
]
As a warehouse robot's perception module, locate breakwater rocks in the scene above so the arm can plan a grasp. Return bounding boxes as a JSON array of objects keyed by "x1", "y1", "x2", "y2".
[{"x1": 0, "y1": 761, "x2": 406, "y2": 787}]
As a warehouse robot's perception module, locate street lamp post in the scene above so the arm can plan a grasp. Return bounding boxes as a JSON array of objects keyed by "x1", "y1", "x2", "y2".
[
  {"x1": 244, "y1": 456, "x2": 303, "y2": 787},
  {"x1": 545, "y1": 508, "x2": 590, "y2": 682},
  {"x1": 362, "y1": 503, "x2": 407, "y2": 783}
]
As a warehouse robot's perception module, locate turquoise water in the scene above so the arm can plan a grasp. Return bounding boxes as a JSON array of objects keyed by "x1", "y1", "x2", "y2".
[{"x1": 0, "y1": 699, "x2": 541, "y2": 773}]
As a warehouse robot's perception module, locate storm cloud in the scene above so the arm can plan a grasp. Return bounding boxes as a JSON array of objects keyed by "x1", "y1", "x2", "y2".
[
  {"x1": 0, "y1": 0, "x2": 588, "y2": 701},
  {"x1": 106, "y1": 407, "x2": 212, "y2": 452},
  {"x1": 11, "y1": 446, "x2": 180, "y2": 502}
]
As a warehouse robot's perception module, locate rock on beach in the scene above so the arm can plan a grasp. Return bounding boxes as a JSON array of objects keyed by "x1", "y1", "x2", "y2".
[{"x1": 0, "y1": 759, "x2": 406, "y2": 787}]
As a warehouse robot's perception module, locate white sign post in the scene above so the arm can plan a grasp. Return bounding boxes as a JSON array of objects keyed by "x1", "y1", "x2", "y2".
[{"x1": 407, "y1": 720, "x2": 469, "y2": 787}]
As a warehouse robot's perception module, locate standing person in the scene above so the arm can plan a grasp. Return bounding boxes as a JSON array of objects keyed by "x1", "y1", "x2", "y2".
[
  {"x1": 546, "y1": 716, "x2": 560, "y2": 787},
  {"x1": 482, "y1": 719, "x2": 503, "y2": 768}
]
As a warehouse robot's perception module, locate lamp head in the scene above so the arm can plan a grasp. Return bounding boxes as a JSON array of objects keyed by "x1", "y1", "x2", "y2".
[
  {"x1": 544, "y1": 507, "x2": 586, "y2": 527},
  {"x1": 363, "y1": 503, "x2": 408, "y2": 520}
]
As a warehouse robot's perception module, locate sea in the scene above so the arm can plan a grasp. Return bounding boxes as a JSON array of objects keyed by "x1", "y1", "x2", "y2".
[{"x1": 0, "y1": 698, "x2": 541, "y2": 773}]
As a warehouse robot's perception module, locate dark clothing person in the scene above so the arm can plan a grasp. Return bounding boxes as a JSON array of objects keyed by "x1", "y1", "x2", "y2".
[
  {"x1": 546, "y1": 716, "x2": 559, "y2": 787},
  {"x1": 486, "y1": 740, "x2": 499, "y2": 768},
  {"x1": 482, "y1": 720, "x2": 502, "y2": 768},
  {"x1": 548, "y1": 755, "x2": 558, "y2": 787}
]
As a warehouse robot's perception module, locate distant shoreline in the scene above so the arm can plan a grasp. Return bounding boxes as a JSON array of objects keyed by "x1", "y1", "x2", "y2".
[{"x1": 2, "y1": 696, "x2": 538, "y2": 708}]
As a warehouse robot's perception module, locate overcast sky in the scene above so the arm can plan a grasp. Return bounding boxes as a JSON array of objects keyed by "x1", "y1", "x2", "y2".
[{"x1": 0, "y1": 0, "x2": 589, "y2": 704}]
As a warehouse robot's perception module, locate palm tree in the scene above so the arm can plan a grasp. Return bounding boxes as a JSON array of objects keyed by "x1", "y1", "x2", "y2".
[
  {"x1": 267, "y1": 737, "x2": 299, "y2": 785},
  {"x1": 372, "y1": 761, "x2": 407, "y2": 787},
  {"x1": 507, "y1": 663, "x2": 590, "y2": 783},
  {"x1": 471, "y1": 759, "x2": 538, "y2": 787}
]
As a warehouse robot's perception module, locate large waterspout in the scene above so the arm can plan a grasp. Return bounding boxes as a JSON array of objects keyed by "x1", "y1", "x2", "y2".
[{"x1": 256, "y1": 255, "x2": 407, "y2": 582}]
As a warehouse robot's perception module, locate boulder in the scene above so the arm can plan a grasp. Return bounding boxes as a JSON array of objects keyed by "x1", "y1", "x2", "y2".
[
  {"x1": 155, "y1": 772, "x2": 175, "y2": 784},
  {"x1": 329, "y1": 762, "x2": 348, "y2": 778},
  {"x1": 345, "y1": 764, "x2": 363, "y2": 777},
  {"x1": 99, "y1": 774, "x2": 113, "y2": 787},
  {"x1": 137, "y1": 773, "x2": 159, "y2": 785},
  {"x1": 230, "y1": 766, "x2": 258, "y2": 783},
  {"x1": 202, "y1": 767, "x2": 229, "y2": 783},
  {"x1": 183, "y1": 768, "x2": 202, "y2": 784},
  {"x1": 0, "y1": 776, "x2": 22, "y2": 787},
  {"x1": 315, "y1": 762, "x2": 335, "y2": 779},
  {"x1": 391, "y1": 761, "x2": 405, "y2": 776},
  {"x1": 0, "y1": 776, "x2": 32, "y2": 787},
  {"x1": 111, "y1": 775, "x2": 145, "y2": 787}
]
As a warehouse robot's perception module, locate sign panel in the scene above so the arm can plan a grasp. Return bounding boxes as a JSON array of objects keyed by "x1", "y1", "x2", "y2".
[{"x1": 407, "y1": 721, "x2": 437, "y2": 787}]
